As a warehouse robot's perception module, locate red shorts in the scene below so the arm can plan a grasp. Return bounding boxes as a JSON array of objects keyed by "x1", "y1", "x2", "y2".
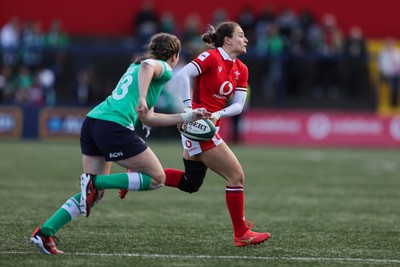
[{"x1": 181, "y1": 127, "x2": 223, "y2": 156}]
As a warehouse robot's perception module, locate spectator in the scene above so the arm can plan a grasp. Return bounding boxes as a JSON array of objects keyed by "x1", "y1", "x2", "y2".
[
  {"x1": 254, "y1": 4, "x2": 275, "y2": 56},
  {"x1": 159, "y1": 10, "x2": 177, "y2": 35},
  {"x1": 37, "y1": 66, "x2": 56, "y2": 106},
  {"x1": 312, "y1": 13, "x2": 344, "y2": 99},
  {"x1": 378, "y1": 37, "x2": 400, "y2": 107},
  {"x1": 28, "y1": 74, "x2": 44, "y2": 106},
  {"x1": 254, "y1": 4, "x2": 275, "y2": 38},
  {"x1": 298, "y1": 8, "x2": 317, "y2": 49},
  {"x1": 0, "y1": 66, "x2": 14, "y2": 103},
  {"x1": 20, "y1": 20, "x2": 45, "y2": 73},
  {"x1": 344, "y1": 26, "x2": 368, "y2": 100},
  {"x1": 0, "y1": 16, "x2": 20, "y2": 67},
  {"x1": 210, "y1": 8, "x2": 229, "y2": 26},
  {"x1": 44, "y1": 18, "x2": 69, "y2": 77},
  {"x1": 13, "y1": 65, "x2": 33, "y2": 105},
  {"x1": 236, "y1": 5, "x2": 256, "y2": 44},
  {"x1": 133, "y1": 0, "x2": 159, "y2": 47},
  {"x1": 286, "y1": 27, "x2": 307, "y2": 97},
  {"x1": 301, "y1": 10, "x2": 320, "y2": 53},
  {"x1": 275, "y1": 7, "x2": 299, "y2": 38},
  {"x1": 76, "y1": 68, "x2": 93, "y2": 106},
  {"x1": 260, "y1": 22, "x2": 287, "y2": 106},
  {"x1": 181, "y1": 13, "x2": 204, "y2": 59}
]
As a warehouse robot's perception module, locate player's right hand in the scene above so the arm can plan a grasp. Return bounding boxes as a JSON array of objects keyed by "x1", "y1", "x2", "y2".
[
  {"x1": 181, "y1": 108, "x2": 211, "y2": 122},
  {"x1": 136, "y1": 98, "x2": 148, "y2": 118}
]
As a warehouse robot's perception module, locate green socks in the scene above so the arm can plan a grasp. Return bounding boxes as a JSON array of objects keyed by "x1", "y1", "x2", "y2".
[
  {"x1": 41, "y1": 193, "x2": 81, "y2": 237},
  {"x1": 39, "y1": 171, "x2": 153, "y2": 237},
  {"x1": 94, "y1": 172, "x2": 152, "y2": 191}
]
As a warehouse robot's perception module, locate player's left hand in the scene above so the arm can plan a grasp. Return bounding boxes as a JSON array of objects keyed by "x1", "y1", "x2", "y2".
[
  {"x1": 210, "y1": 111, "x2": 220, "y2": 125},
  {"x1": 192, "y1": 108, "x2": 211, "y2": 121}
]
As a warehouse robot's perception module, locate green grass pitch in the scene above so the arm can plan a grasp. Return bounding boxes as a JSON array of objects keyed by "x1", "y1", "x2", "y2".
[{"x1": 0, "y1": 140, "x2": 399, "y2": 266}]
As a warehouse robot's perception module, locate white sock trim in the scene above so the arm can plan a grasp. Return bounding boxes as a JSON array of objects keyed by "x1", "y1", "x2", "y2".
[
  {"x1": 127, "y1": 172, "x2": 142, "y2": 191},
  {"x1": 61, "y1": 197, "x2": 81, "y2": 219}
]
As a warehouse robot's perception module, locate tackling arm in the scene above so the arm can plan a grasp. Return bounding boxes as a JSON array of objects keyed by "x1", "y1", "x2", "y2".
[{"x1": 140, "y1": 107, "x2": 210, "y2": 127}]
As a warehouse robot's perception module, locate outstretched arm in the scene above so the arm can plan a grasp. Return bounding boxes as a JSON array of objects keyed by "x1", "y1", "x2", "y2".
[{"x1": 140, "y1": 107, "x2": 210, "y2": 128}]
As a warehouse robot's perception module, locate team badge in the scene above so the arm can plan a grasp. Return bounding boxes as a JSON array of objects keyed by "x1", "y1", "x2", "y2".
[{"x1": 234, "y1": 70, "x2": 240, "y2": 80}]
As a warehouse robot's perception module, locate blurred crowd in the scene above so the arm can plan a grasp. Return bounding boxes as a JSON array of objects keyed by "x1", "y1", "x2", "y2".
[
  {"x1": 133, "y1": 3, "x2": 372, "y2": 109},
  {"x1": 0, "y1": 17, "x2": 69, "y2": 106},
  {"x1": 1, "y1": 3, "x2": 399, "y2": 111}
]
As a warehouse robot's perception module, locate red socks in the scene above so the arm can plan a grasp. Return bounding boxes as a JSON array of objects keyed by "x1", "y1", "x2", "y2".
[
  {"x1": 226, "y1": 186, "x2": 247, "y2": 237},
  {"x1": 164, "y1": 168, "x2": 184, "y2": 187},
  {"x1": 165, "y1": 169, "x2": 247, "y2": 237}
]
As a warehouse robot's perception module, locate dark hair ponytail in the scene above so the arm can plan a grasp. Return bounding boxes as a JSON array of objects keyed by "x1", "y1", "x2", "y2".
[{"x1": 201, "y1": 21, "x2": 239, "y2": 48}]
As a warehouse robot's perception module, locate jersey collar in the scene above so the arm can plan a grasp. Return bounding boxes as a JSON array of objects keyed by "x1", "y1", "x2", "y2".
[{"x1": 218, "y1": 47, "x2": 235, "y2": 62}]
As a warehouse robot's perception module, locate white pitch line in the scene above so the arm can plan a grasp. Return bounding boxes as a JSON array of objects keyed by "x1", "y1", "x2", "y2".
[{"x1": 1, "y1": 251, "x2": 400, "y2": 264}]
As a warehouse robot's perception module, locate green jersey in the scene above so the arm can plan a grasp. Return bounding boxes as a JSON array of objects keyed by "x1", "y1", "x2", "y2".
[{"x1": 87, "y1": 60, "x2": 173, "y2": 129}]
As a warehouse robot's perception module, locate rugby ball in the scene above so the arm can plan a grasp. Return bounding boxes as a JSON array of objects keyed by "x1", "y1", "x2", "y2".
[{"x1": 180, "y1": 119, "x2": 216, "y2": 141}]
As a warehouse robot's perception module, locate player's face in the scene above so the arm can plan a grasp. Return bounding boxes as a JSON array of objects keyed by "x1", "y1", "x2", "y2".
[{"x1": 230, "y1": 27, "x2": 248, "y2": 55}]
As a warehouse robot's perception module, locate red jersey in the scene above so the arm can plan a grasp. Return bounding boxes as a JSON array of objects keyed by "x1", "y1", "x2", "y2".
[{"x1": 190, "y1": 48, "x2": 248, "y2": 116}]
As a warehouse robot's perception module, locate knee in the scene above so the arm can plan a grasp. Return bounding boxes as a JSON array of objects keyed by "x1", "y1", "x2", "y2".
[
  {"x1": 178, "y1": 159, "x2": 208, "y2": 194},
  {"x1": 178, "y1": 176, "x2": 203, "y2": 193},
  {"x1": 152, "y1": 172, "x2": 166, "y2": 187},
  {"x1": 227, "y1": 171, "x2": 245, "y2": 186}
]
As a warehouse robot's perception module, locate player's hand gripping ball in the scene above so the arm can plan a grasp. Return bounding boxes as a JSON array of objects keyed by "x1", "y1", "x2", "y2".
[{"x1": 180, "y1": 119, "x2": 216, "y2": 141}]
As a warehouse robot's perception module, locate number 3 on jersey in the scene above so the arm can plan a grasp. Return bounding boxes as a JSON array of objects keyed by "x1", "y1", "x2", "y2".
[{"x1": 112, "y1": 75, "x2": 132, "y2": 100}]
